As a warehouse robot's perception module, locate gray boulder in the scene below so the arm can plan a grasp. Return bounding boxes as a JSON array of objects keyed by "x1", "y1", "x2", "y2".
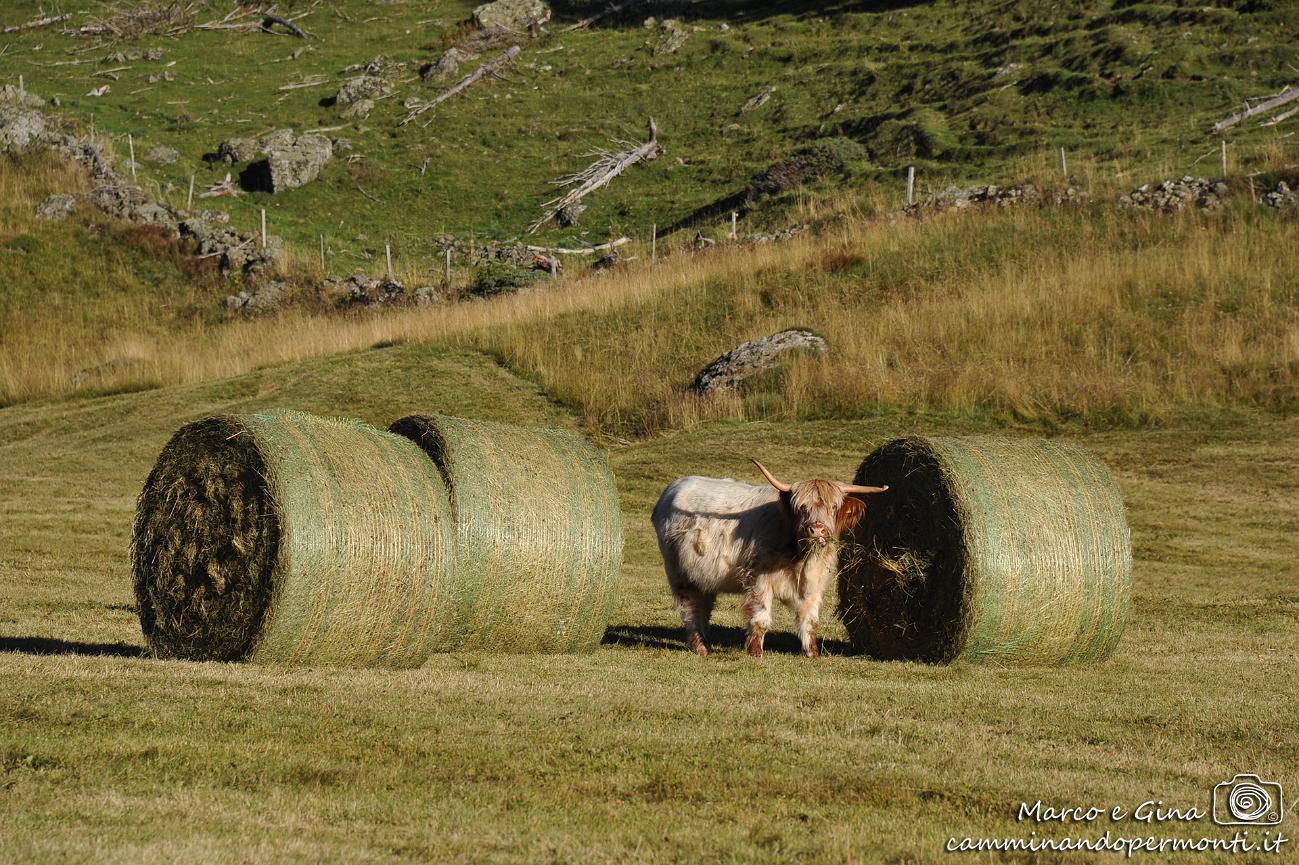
[
  {"x1": 243, "y1": 133, "x2": 333, "y2": 193},
  {"x1": 340, "y1": 98, "x2": 374, "y2": 120},
  {"x1": 423, "y1": 48, "x2": 476, "y2": 82},
  {"x1": 329, "y1": 274, "x2": 409, "y2": 307},
  {"x1": 472, "y1": 0, "x2": 551, "y2": 30},
  {"x1": 35, "y1": 194, "x2": 77, "y2": 221},
  {"x1": 268, "y1": 133, "x2": 333, "y2": 191},
  {"x1": 690, "y1": 329, "x2": 827, "y2": 396},
  {"x1": 336, "y1": 75, "x2": 390, "y2": 105},
  {"x1": 145, "y1": 145, "x2": 180, "y2": 165},
  {"x1": 224, "y1": 280, "x2": 289, "y2": 315},
  {"x1": 650, "y1": 18, "x2": 689, "y2": 56},
  {"x1": 1263, "y1": 181, "x2": 1298, "y2": 209},
  {"x1": 90, "y1": 181, "x2": 179, "y2": 230},
  {"x1": 1119, "y1": 176, "x2": 1228, "y2": 213},
  {"x1": 260, "y1": 128, "x2": 297, "y2": 150},
  {"x1": 180, "y1": 217, "x2": 278, "y2": 278},
  {"x1": 217, "y1": 137, "x2": 260, "y2": 164},
  {"x1": 0, "y1": 106, "x2": 51, "y2": 151},
  {"x1": 910, "y1": 183, "x2": 1043, "y2": 214}
]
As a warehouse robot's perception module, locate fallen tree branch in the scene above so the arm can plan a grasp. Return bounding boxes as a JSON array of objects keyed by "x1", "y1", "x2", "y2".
[
  {"x1": 261, "y1": 13, "x2": 314, "y2": 38},
  {"x1": 527, "y1": 118, "x2": 661, "y2": 234},
  {"x1": 199, "y1": 173, "x2": 242, "y2": 198},
  {"x1": 398, "y1": 45, "x2": 520, "y2": 127},
  {"x1": 1260, "y1": 105, "x2": 1299, "y2": 128},
  {"x1": 4, "y1": 12, "x2": 71, "y2": 34},
  {"x1": 1213, "y1": 85, "x2": 1299, "y2": 132},
  {"x1": 561, "y1": 0, "x2": 637, "y2": 32},
  {"x1": 525, "y1": 236, "x2": 630, "y2": 255},
  {"x1": 196, "y1": 3, "x2": 319, "y2": 34},
  {"x1": 277, "y1": 74, "x2": 328, "y2": 90}
]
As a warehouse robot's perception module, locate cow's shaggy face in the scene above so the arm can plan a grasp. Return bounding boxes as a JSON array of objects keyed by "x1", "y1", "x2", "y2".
[{"x1": 783, "y1": 479, "x2": 866, "y2": 551}]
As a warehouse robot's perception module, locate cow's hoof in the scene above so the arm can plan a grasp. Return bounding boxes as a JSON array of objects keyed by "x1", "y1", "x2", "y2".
[
  {"x1": 687, "y1": 634, "x2": 709, "y2": 657},
  {"x1": 804, "y1": 640, "x2": 820, "y2": 659},
  {"x1": 744, "y1": 636, "x2": 764, "y2": 658}
]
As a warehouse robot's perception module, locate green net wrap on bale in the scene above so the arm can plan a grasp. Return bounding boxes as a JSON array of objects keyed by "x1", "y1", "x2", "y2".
[
  {"x1": 390, "y1": 414, "x2": 623, "y2": 654},
  {"x1": 132, "y1": 409, "x2": 457, "y2": 667},
  {"x1": 838, "y1": 436, "x2": 1131, "y2": 666}
]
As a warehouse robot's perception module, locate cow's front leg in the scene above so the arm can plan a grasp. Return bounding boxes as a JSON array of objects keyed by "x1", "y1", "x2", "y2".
[
  {"x1": 795, "y1": 589, "x2": 826, "y2": 659},
  {"x1": 742, "y1": 581, "x2": 774, "y2": 658}
]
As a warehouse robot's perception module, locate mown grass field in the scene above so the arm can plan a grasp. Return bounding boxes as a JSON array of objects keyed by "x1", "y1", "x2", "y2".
[{"x1": 2, "y1": 341, "x2": 1296, "y2": 863}]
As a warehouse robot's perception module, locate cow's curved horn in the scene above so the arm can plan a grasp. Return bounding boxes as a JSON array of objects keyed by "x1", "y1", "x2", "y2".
[
  {"x1": 837, "y1": 482, "x2": 890, "y2": 495},
  {"x1": 751, "y1": 459, "x2": 791, "y2": 493}
]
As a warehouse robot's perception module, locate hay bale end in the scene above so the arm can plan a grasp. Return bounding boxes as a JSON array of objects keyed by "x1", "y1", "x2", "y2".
[
  {"x1": 838, "y1": 436, "x2": 1131, "y2": 665},
  {"x1": 132, "y1": 410, "x2": 457, "y2": 667}
]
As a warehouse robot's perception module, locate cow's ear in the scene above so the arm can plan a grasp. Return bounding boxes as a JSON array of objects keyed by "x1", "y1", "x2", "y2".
[
  {"x1": 776, "y1": 489, "x2": 793, "y2": 513},
  {"x1": 836, "y1": 497, "x2": 866, "y2": 534}
]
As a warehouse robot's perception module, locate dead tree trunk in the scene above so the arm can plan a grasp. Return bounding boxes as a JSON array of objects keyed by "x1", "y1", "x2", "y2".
[
  {"x1": 527, "y1": 119, "x2": 662, "y2": 234},
  {"x1": 399, "y1": 46, "x2": 521, "y2": 127},
  {"x1": 3, "y1": 13, "x2": 71, "y2": 34},
  {"x1": 1213, "y1": 85, "x2": 1299, "y2": 132},
  {"x1": 525, "y1": 236, "x2": 631, "y2": 255}
]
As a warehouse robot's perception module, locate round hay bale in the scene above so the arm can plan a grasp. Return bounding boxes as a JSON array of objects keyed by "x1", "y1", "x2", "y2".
[
  {"x1": 132, "y1": 409, "x2": 457, "y2": 667},
  {"x1": 390, "y1": 414, "x2": 623, "y2": 653},
  {"x1": 838, "y1": 436, "x2": 1131, "y2": 665}
]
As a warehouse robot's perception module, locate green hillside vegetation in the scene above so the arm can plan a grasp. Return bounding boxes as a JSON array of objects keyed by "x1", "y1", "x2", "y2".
[{"x1": 1, "y1": 0, "x2": 1295, "y2": 262}]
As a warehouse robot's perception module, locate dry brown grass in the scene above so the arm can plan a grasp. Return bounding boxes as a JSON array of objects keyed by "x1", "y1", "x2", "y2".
[{"x1": 4, "y1": 151, "x2": 1298, "y2": 433}]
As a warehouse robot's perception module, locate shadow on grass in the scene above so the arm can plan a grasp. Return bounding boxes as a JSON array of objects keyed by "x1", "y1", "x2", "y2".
[
  {"x1": 550, "y1": 0, "x2": 924, "y2": 28},
  {"x1": 659, "y1": 189, "x2": 749, "y2": 238},
  {"x1": 0, "y1": 636, "x2": 144, "y2": 658},
  {"x1": 604, "y1": 624, "x2": 854, "y2": 656}
]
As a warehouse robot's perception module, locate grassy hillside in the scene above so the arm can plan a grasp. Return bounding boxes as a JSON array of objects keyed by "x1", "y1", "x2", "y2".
[
  {"x1": 1, "y1": 0, "x2": 1296, "y2": 263},
  {"x1": 1, "y1": 343, "x2": 1296, "y2": 863},
  {"x1": 5, "y1": 156, "x2": 1298, "y2": 434}
]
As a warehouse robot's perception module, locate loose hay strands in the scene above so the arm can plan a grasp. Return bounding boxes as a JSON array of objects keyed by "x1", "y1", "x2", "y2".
[
  {"x1": 390, "y1": 414, "x2": 623, "y2": 654},
  {"x1": 838, "y1": 436, "x2": 1131, "y2": 666},
  {"x1": 132, "y1": 409, "x2": 457, "y2": 667}
]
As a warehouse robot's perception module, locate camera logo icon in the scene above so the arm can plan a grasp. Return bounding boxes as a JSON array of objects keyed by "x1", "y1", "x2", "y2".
[{"x1": 1212, "y1": 774, "x2": 1284, "y2": 826}]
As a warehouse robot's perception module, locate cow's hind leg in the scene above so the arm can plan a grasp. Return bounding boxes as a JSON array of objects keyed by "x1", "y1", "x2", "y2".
[
  {"x1": 672, "y1": 585, "x2": 715, "y2": 657},
  {"x1": 742, "y1": 581, "x2": 774, "y2": 658}
]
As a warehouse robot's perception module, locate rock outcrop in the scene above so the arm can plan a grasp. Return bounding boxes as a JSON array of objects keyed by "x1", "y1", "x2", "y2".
[
  {"x1": 1263, "y1": 181, "x2": 1298, "y2": 209},
  {"x1": 690, "y1": 329, "x2": 827, "y2": 396},
  {"x1": 472, "y1": 0, "x2": 551, "y2": 30},
  {"x1": 1119, "y1": 176, "x2": 1228, "y2": 212},
  {"x1": 234, "y1": 131, "x2": 334, "y2": 193},
  {"x1": 35, "y1": 194, "x2": 77, "y2": 221}
]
